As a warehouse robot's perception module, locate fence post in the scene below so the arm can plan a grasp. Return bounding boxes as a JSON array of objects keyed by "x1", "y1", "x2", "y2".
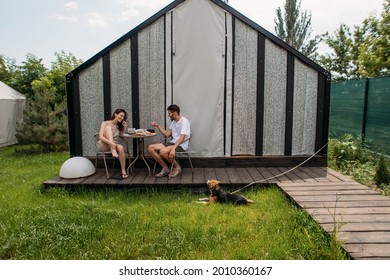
[{"x1": 361, "y1": 77, "x2": 370, "y2": 144}]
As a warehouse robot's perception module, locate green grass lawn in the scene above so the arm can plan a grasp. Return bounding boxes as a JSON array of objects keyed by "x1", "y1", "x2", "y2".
[{"x1": 0, "y1": 145, "x2": 349, "y2": 260}]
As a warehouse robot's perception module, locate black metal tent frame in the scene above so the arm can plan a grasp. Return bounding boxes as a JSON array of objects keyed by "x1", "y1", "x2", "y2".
[{"x1": 66, "y1": 0, "x2": 331, "y2": 164}]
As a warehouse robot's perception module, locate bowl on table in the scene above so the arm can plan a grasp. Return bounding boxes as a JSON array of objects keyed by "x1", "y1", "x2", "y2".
[{"x1": 127, "y1": 128, "x2": 136, "y2": 134}]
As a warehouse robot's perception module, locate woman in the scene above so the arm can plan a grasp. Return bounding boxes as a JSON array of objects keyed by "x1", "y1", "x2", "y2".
[{"x1": 98, "y1": 109, "x2": 129, "y2": 179}]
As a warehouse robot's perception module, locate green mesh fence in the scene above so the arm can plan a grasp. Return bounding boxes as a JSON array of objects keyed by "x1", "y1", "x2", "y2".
[{"x1": 329, "y1": 77, "x2": 390, "y2": 155}]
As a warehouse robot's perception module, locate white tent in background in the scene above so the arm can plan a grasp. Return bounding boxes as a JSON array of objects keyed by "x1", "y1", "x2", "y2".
[{"x1": 0, "y1": 81, "x2": 26, "y2": 147}]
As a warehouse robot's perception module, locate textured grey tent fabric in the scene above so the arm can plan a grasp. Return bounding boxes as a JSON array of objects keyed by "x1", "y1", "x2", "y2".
[
  {"x1": 66, "y1": 0, "x2": 330, "y2": 162},
  {"x1": 0, "y1": 81, "x2": 26, "y2": 147}
]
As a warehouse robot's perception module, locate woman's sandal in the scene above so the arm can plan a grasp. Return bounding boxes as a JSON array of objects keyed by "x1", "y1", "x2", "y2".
[
  {"x1": 121, "y1": 173, "x2": 129, "y2": 179},
  {"x1": 168, "y1": 167, "x2": 182, "y2": 178},
  {"x1": 155, "y1": 169, "x2": 170, "y2": 178}
]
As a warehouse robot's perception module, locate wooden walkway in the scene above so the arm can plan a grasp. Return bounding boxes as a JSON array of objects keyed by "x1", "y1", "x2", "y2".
[{"x1": 44, "y1": 166, "x2": 390, "y2": 259}]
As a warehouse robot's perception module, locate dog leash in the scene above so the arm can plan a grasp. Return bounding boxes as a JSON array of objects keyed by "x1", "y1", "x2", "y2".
[{"x1": 230, "y1": 142, "x2": 328, "y2": 195}]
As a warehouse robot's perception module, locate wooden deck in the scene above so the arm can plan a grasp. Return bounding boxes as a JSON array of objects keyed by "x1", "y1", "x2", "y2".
[
  {"x1": 44, "y1": 166, "x2": 390, "y2": 259},
  {"x1": 44, "y1": 166, "x2": 345, "y2": 188}
]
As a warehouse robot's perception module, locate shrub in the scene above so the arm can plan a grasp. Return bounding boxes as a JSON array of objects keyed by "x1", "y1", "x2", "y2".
[
  {"x1": 328, "y1": 134, "x2": 369, "y2": 169},
  {"x1": 374, "y1": 155, "x2": 390, "y2": 188}
]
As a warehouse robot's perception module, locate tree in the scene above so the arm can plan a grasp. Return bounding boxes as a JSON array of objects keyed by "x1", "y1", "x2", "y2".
[
  {"x1": 318, "y1": 24, "x2": 355, "y2": 81},
  {"x1": 16, "y1": 77, "x2": 68, "y2": 152},
  {"x1": 14, "y1": 52, "x2": 82, "y2": 152},
  {"x1": 13, "y1": 53, "x2": 47, "y2": 100},
  {"x1": 49, "y1": 51, "x2": 83, "y2": 105},
  {"x1": 356, "y1": 0, "x2": 390, "y2": 77},
  {"x1": 0, "y1": 54, "x2": 17, "y2": 85},
  {"x1": 274, "y1": 0, "x2": 320, "y2": 58},
  {"x1": 318, "y1": 0, "x2": 390, "y2": 80}
]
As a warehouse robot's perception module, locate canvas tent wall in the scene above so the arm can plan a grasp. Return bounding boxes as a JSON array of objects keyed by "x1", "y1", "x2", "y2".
[
  {"x1": 0, "y1": 81, "x2": 26, "y2": 147},
  {"x1": 66, "y1": 0, "x2": 330, "y2": 166}
]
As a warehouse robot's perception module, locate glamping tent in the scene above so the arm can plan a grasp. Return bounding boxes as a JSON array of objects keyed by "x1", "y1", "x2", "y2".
[
  {"x1": 66, "y1": 0, "x2": 330, "y2": 166},
  {"x1": 0, "y1": 81, "x2": 26, "y2": 147}
]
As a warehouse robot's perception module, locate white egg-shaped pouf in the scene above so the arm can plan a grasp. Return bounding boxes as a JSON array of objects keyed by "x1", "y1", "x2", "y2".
[{"x1": 59, "y1": 157, "x2": 96, "y2": 179}]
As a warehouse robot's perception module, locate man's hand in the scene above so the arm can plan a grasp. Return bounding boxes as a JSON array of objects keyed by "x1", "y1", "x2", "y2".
[{"x1": 169, "y1": 148, "x2": 176, "y2": 159}]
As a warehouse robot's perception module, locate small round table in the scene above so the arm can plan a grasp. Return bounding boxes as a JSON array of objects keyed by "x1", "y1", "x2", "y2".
[{"x1": 123, "y1": 132, "x2": 157, "y2": 177}]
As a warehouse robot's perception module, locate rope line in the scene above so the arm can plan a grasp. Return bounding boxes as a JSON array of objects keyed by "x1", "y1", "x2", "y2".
[{"x1": 230, "y1": 142, "x2": 328, "y2": 194}]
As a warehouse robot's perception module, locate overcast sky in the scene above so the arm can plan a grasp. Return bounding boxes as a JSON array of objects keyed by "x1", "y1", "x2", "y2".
[{"x1": 0, "y1": 0, "x2": 385, "y2": 67}]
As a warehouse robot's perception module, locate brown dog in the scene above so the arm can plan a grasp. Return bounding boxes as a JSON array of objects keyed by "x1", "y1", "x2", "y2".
[{"x1": 207, "y1": 179, "x2": 254, "y2": 205}]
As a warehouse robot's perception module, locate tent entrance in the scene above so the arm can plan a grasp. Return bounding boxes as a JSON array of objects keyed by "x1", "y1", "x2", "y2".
[{"x1": 166, "y1": 0, "x2": 232, "y2": 157}]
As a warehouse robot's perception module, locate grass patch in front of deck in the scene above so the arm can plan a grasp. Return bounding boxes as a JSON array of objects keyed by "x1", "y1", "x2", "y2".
[{"x1": 0, "y1": 145, "x2": 349, "y2": 260}]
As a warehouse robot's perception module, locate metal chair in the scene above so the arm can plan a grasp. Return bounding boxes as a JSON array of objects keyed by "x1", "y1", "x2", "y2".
[
  {"x1": 153, "y1": 135, "x2": 194, "y2": 177},
  {"x1": 94, "y1": 133, "x2": 115, "y2": 179},
  {"x1": 94, "y1": 133, "x2": 132, "y2": 179}
]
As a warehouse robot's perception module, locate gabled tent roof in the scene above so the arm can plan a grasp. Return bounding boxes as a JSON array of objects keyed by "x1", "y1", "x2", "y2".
[
  {"x1": 0, "y1": 81, "x2": 26, "y2": 100},
  {"x1": 68, "y1": 0, "x2": 327, "y2": 77}
]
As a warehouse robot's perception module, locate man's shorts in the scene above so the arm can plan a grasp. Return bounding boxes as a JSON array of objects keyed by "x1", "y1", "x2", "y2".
[{"x1": 163, "y1": 142, "x2": 185, "y2": 152}]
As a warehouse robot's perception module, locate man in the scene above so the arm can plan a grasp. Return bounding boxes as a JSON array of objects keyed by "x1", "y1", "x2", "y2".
[{"x1": 148, "y1": 104, "x2": 191, "y2": 178}]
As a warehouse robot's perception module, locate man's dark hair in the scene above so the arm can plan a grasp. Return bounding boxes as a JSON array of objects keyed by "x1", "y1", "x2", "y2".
[{"x1": 167, "y1": 104, "x2": 180, "y2": 115}]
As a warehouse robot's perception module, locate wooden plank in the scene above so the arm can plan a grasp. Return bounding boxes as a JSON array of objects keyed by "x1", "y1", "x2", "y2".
[
  {"x1": 56, "y1": 177, "x2": 86, "y2": 185},
  {"x1": 214, "y1": 168, "x2": 230, "y2": 183},
  {"x1": 325, "y1": 173, "x2": 345, "y2": 182},
  {"x1": 142, "y1": 171, "x2": 157, "y2": 185},
  {"x1": 81, "y1": 169, "x2": 106, "y2": 185},
  {"x1": 277, "y1": 167, "x2": 305, "y2": 183},
  {"x1": 131, "y1": 169, "x2": 148, "y2": 184},
  {"x1": 154, "y1": 174, "x2": 169, "y2": 185},
  {"x1": 279, "y1": 184, "x2": 370, "y2": 192},
  {"x1": 281, "y1": 189, "x2": 382, "y2": 196},
  {"x1": 338, "y1": 231, "x2": 390, "y2": 243},
  {"x1": 290, "y1": 167, "x2": 318, "y2": 183},
  {"x1": 281, "y1": 187, "x2": 373, "y2": 194},
  {"x1": 326, "y1": 168, "x2": 354, "y2": 182},
  {"x1": 321, "y1": 222, "x2": 390, "y2": 232},
  {"x1": 43, "y1": 175, "x2": 63, "y2": 185},
  {"x1": 246, "y1": 167, "x2": 267, "y2": 183},
  {"x1": 204, "y1": 168, "x2": 217, "y2": 179},
  {"x1": 117, "y1": 170, "x2": 137, "y2": 185},
  {"x1": 312, "y1": 214, "x2": 390, "y2": 223},
  {"x1": 236, "y1": 168, "x2": 256, "y2": 183},
  {"x1": 292, "y1": 194, "x2": 390, "y2": 202},
  {"x1": 226, "y1": 168, "x2": 243, "y2": 184},
  {"x1": 180, "y1": 168, "x2": 193, "y2": 185},
  {"x1": 296, "y1": 200, "x2": 390, "y2": 208},
  {"x1": 256, "y1": 167, "x2": 279, "y2": 183},
  {"x1": 306, "y1": 207, "x2": 390, "y2": 215},
  {"x1": 301, "y1": 167, "x2": 330, "y2": 182},
  {"x1": 267, "y1": 167, "x2": 293, "y2": 183},
  {"x1": 278, "y1": 181, "x2": 365, "y2": 188},
  {"x1": 105, "y1": 169, "x2": 125, "y2": 184},
  {"x1": 192, "y1": 168, "x2": 206, "y2": 184},
  {"x1": 168, "y1": 168, "x2": 182, "y2": 185},
  {"x1": 342, "y1": 244, "x2": 390, "y2": 259}
]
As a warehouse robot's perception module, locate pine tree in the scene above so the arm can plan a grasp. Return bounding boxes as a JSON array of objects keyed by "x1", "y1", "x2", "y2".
[{"x1": 16, "y1": 77, "x2": 68, "y2": 152}]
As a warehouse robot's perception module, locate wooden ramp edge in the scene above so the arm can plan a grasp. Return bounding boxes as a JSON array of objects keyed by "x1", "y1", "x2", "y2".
[{"x1": 277, "y1": 179, "x2": 390, "y2": 260}]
